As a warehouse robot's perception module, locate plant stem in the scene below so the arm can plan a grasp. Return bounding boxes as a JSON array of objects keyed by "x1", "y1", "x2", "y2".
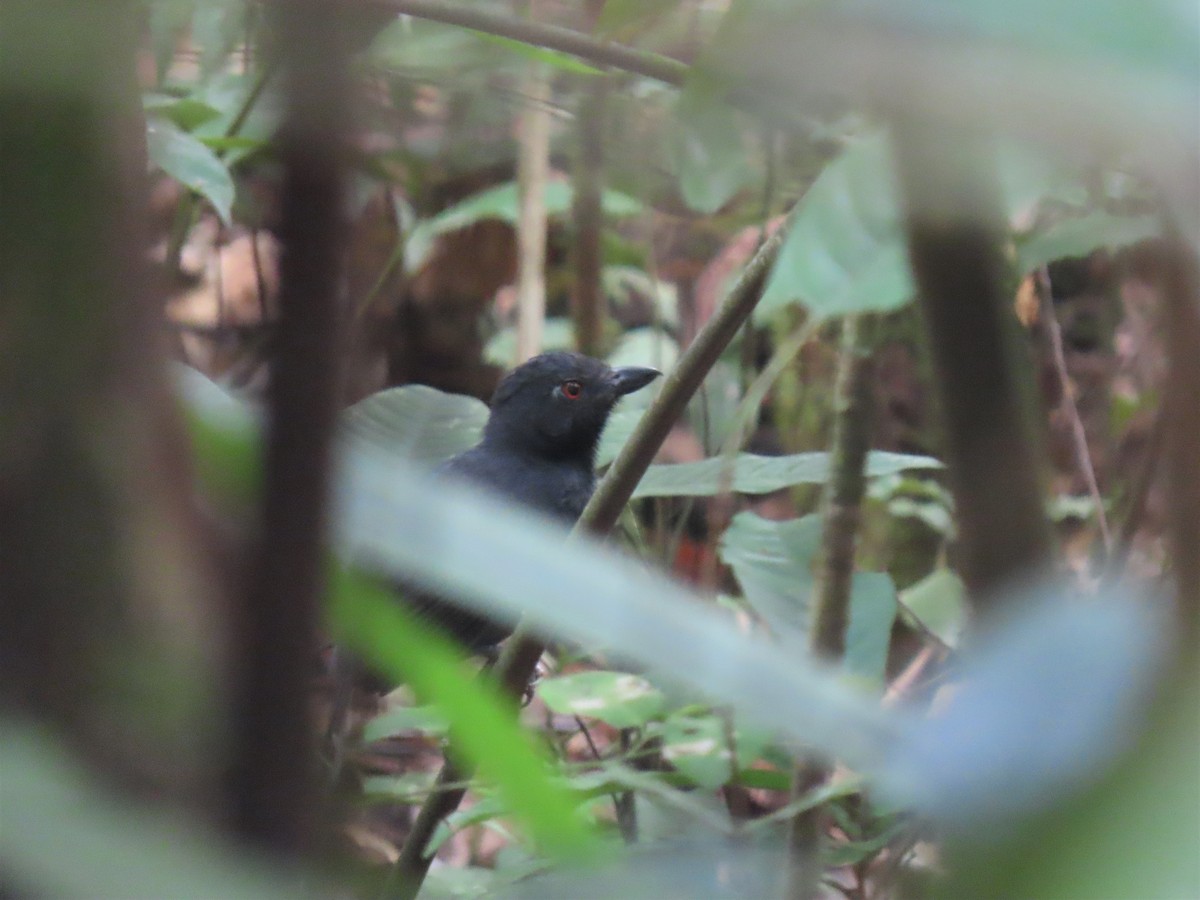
[
  {"x1": 786, "y1": 315, "x2": 878, "y2": 900},
  {"x1": 570, "y1": 72, "x2": 607, "y2": 357},
  {"x1": 514, "y1": 56, "x2": 551, "y2": 363},
  {"x1": 379, "y1": 0, "x2": 687, "y2": 86}
]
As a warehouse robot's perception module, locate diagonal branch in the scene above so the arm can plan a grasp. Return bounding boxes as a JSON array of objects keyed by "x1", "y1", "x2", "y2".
[{"x1": 370, "y1": 0, "x2": 688, "y2": 85}]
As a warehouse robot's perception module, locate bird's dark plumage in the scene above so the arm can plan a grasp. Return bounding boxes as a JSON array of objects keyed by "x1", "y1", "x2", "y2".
[{"x1": 406, "y1": 351, "x2": 660, "y2": 652}]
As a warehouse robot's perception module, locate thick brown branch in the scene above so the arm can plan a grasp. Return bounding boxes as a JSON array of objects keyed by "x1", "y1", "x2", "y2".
[
  {"x1": 229, "y1": 0, "x2": 352, "y2": 857},
  {"x1": 891, "y1": 123, "x2": 1053, "y2": 605}
]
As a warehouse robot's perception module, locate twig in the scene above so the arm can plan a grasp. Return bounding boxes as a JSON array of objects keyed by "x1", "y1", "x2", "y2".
[
  {"x1": 1036, "y1": 266, "x2": 1113, "y2": 557},
  {"x1": 387, "y1": 202, "x2": 797, "y2": 899},
  {"x1": 374, "y1": 0, "x2": 688, "y2": 86},
  {"x1": 1103, "y1": 409, "x2": 1165, "y2": 581}
]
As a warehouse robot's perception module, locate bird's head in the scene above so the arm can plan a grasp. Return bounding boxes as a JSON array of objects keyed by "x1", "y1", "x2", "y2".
[{"x1": 483, "y1": 351, "x2": 660, "y2": 463}]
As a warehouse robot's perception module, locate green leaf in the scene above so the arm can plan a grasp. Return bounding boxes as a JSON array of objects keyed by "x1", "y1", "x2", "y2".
[
  {"x1": 538, "y1": 671, "x2": 667, "y2": 729},
  {"x1": 406, "y1": 181, "x2": 643, "y2": 271},
  {"x1": 844, "y1": 572, "x2": 898, "y2": 686},
  {"x1": 336, "y1": 445, "x2": 897, "y2": 772},
  {"x1": 484, "y1": 317, "x2": 577, "y2": 368},
  {"x1": 881, "y1": 585, "x2": 1164, "y2": 836},
  {"x1": 757, "y1": 133, "x2": 915, "y2": 322},
  {"x1": 671, "y1": 77, "x2": 757, "y2": 214},
  {"x1": 0, "y1": 720, "x2": 299, "y2": 899},
  {"x1": 1016, "y1": 212, "x2": 1161, "y2": 275},
  {"x1": 634, "y1": 450, "x2": 942, "y2": 499},
  {"x1": 342, "y1": 383, "x2": 488, "y2": 464},
  {"x1": 718, "y1": 512, "x2": 822, "y2": 643},
  {"x1": 900, "y1": 568, "x2": 967, "y2": 647},
  {"x1": 172, "y1": 366, "x2": 261, "y2": 509},
  {"x1": 362, "y1": 703, "x2": 449, "y2": 743},
  {"x1": 145, "y1": 119, "x2": 234, "y2": 225},
  {"x1": 661, "y1": 713, "x2": 734, "y2": 789},
  {"x1": 329, "y1": 568, "x2": 596, "y2": 860},
  {"x1": 142, "y1": 94, "x2": 222, "y2": 131}
]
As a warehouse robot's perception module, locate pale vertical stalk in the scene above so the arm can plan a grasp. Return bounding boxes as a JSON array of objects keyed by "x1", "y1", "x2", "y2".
[
  {"x1": 786, "y1": 315, "x2": 878, "y2": 900},
  {"x1": 515, "y1": 61, "x2": 552, "y2": 363}
]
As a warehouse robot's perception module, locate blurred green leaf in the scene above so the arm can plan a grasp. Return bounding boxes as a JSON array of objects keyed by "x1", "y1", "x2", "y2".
[
  {"x1": 635, "y1": 450, "x2": 941, "y2": 499},
  {"x1": 899, "y1": 568, "x2": 967, "y2": 648},
  {"x1": 882, "y1": 586, "x2": 1166, "y2": 835},
  {"x1": 661, "y1": 713, "x2": 733, "y2": 789},
  {"x1": 485, "y1": 318, "x2": 577, "y2": 368},
  {"x1": 671, "y1": 77, "x2": 757, "y2": 214},
  {"x1": 329, "y1": 568, "x2": 596, "y2": 860},
  {"x1": 172, "y1": 366, "x2": 261, "y2": 508},
  {"x1": 0, "y1": 720, "x2": 300, "y2": 899},
  {"x1": 336, "y1": 444, "x2": 896, "y2": 772},
  {"x1": 362, "y1": 703, "x2": 450, "y2": 743},
  {"x1": 1016, "y1": 211, "x2": 1161, "y2": 275},
  {"x1": 538, "y1": 671, "x2": 667, "y2": 729},
  {"x1": 146, "y1": 119, "x2": 235, "y2": 224},
  {"x1": 142, "y1": 93, "x2": 221, "y2": 131},
  {"x1": 844, "y1": 572, "x2": 898, "y2": 686}
]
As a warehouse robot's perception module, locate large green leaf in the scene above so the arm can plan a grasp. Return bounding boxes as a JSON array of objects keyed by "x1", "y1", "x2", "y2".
[
  {"x1": 0, "y1": 721, "x2": 299, "y2": 899},
  {"x1": 336, "y1": 444, "x2": 896, "y2": 771},
  {"x1": 844, "y1": 572, "x2": 898, "y2": 686},
  {"x1": 899, "y1": 567, "x2": 967, "y2": 648},
  {"x1": 1016, "y1": 211, "x2": 1161, "y2": 275},
  {"x1": 718, "y1": 512, "x2": 821, "y2": 644},
  {"x1": 145, "y1": 119, "x2": 234, "y2": 225},
  {"x1": 342, "y1": 383, "x2": 488, "y2": 464},
  {"x1": 671, "y1": 77, "x2": 757, "y2": 214},
  {"x1": 634, "y1": 450, "x2": 941, "y2": 499},
  {"x1": 329, "y1": 568, "x2": 595, "y2": 860},
  {"x1": 756, "y1": 133, "x2": 914, "y2": 322},
  {"x1": 719, "y1": 512, "x2": 898, "y2": 686}
]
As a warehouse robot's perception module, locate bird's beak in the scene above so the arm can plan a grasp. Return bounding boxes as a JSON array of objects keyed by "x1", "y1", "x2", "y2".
[{"x1": 610, "y1": 366, "x2": 661, "y2": 396}]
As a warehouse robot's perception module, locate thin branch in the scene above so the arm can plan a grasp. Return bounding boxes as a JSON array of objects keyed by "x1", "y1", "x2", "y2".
[
  {"x1": 388, "y1": 203, "x2": 796, "y2": 899},
  {"x1": 372, "y1": 0, "x2": 688, "y2": 86},
  {"x1": 229, "y1": 0, "x2": 351, "y2": 857},
  {"x1": 1036, "y1": 266, "x2": 1113, "y2": 557},
  {"x1": 515, "y1": 58, "x2": 552, "y2": 363}
]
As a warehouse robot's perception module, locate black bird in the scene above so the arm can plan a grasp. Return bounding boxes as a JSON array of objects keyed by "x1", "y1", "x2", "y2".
[{"x1": 406, "y1": 351, "x2": 661, "y2": 653}]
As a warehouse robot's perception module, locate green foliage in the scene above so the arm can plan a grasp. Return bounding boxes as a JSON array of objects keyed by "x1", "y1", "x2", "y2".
[
  {"x1": 405, "y1": 181, "x2": 643, "y2": 271},
  {"x1": 537, "y1": 671, "x2": 667, "y2": 729},
  {"x1": 145, "y1": 118, "x2": 235, "y2": 224},
  {"x1": 757, "y1": 133, "x2": 915, "y2": 322},
  {"x1": 670, "y1": 75, "x2": 758, "y2": 214},
  {"x1": 328, "y1": 568, "x2": 597, "y2": 860}
]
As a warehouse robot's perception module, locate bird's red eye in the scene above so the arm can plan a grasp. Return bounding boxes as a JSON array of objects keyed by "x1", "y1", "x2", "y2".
[{"x1": 561, "y1": 380, "x2": 583, "y2": 399}]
